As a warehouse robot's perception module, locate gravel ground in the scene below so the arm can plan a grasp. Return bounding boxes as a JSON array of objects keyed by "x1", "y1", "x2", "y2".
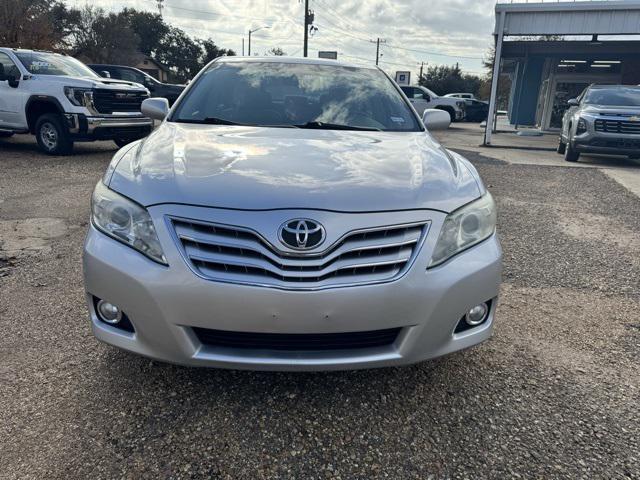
[{"x1": 0, "y1": 135, "x2": 639, "y2": 479}]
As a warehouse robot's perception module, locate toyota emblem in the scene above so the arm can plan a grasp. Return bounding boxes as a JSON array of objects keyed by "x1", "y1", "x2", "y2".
[{"x1": 279, "y1": 219, "x2": 326, "y2": 250}]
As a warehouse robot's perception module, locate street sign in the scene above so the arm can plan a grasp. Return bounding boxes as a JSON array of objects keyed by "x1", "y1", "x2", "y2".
[{"x1": 395, "y1": 71, "x2": 411, "y2": 86}]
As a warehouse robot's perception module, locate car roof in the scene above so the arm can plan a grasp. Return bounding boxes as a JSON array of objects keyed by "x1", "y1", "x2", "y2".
[{"x1": 214, "y1": 56, "x2": 377, "y2": 70}]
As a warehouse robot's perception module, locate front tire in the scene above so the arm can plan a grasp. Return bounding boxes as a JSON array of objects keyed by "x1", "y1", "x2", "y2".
[
  {"x1": 564, "y1": 141, "x2": 580, "y2": 162},
  {"x1": 557, "y1": 140, "x2": 566, "y2": 155},
  {"x1": 35, "y1": 114, "x2": 73, "y2": 155}
]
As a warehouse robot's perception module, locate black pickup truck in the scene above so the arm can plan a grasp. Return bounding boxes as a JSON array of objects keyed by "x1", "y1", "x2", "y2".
[{"x1": 88, "y1": 64, "x2": 185, "y2": 106}]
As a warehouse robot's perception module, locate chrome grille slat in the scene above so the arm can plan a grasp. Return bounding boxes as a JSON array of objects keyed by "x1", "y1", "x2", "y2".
[
  {"x1": 595, "y1": 119, "x2": 640, "y2": 135},
  {"x1": 177, "y1": 229, "x2": 420, "y2": 269},
  {"x1": 186, "y1": 247, "x2": 414, "y2": 278},
  {"x1": 170, "y1": 217, "x2": 429, "y2": 289}
]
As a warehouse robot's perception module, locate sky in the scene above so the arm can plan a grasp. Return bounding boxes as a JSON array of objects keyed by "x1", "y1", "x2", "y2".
[{"x1": 65, "y1": 0, "x2": 498, "y2": 79}]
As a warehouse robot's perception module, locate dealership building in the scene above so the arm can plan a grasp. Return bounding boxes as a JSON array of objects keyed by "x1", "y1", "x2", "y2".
[{"x1": 486, "y1": 1, "x2": 640, "y2": 143}]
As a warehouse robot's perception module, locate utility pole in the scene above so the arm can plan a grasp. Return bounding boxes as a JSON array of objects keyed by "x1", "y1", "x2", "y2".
[
  {"x1": 370, "y1": 38, "x2": 386, "y2": 66},
  {"x1": 156, "y1": 0, "x2": 164, "y2": 17},
  {"x1": 242, "y1": 38, "x2": 245, "y2": 56},
  {"x1": 303, "y1": 0, "x2": 315, "y2": 57},
  {"x1": 419, "y1": 61, "x2": 425, "y2": 81},
  {"x1": 248, "y1": 26, "x2": 270, "y2": 56}
]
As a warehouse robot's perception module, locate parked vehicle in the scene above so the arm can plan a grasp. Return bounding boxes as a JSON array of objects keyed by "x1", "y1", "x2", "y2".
[
  {"x1": 88, "y1": 64, "x2": 185, "y2": 106},
  {"x1": 558, "y1": 84, "x2": 640, "y2": 162},
  {"x1": 0, "y1": 48, "x2": 152, "y2": 154},
  {"x1": 83, "y1": 57, "x2": 501, "y2": 371},
  {"x1": 400, "y1": 85, "x2": 465, "y2": 122},
  {"x1": 464, "y1": 99, "x2": 489, "y2": 122}
]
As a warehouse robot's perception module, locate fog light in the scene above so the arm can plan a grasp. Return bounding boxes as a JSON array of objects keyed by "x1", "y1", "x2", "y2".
[
  {"x1": 96, "y1": 300, "x2": 122, "y2": 324},
  {"x1": 465, "y1": 303, "x2": 489, "y2": 326}
]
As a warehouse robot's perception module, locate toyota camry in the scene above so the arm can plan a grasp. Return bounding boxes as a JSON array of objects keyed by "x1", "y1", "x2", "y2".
[{"x1": 83, "y1": 57, "x2": 502, "y2": 371}]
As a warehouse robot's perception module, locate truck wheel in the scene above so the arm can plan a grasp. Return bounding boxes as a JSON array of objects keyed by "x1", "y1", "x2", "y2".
[
  {"x1": 557, "y1": 140, "x2": 566, "y2": 155},
  {"x1": 564, "y1": 142, "x2": 580, "y2": 162},
  {"x1": 35, "y1": 114, "x2": 73, "y2": 155},
  {"x1": 437, "y1": 107, "x2": 456, "y2": 123}
]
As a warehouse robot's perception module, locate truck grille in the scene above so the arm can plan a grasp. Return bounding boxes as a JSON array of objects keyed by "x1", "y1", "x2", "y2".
[
  {"x1": 193, "y1": 327, "x2": 402, "y2": 351},
  {"x1": 170, "y1": 217, "x2": 428, "y2": 289},
  {"x1": 594, "y1": 119, "x2": 640, "y2": 135},
  {"x1": 92, "y1": 89, "x2": 148, "y2": 114}
]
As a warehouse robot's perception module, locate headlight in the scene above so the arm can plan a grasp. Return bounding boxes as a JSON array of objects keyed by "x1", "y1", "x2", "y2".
[
  {"x1": 64, "y1": 86, "x2": 92, "y2": 106},
  {"x1": 576, "y1": 117, "x2": 587, "y2": 135},
  {"x1": 91, "y1": 181, "x2": 167, "y2": 264},
  {"x1": 429, "y1": 193, "x2": 496, "y2": 268}
]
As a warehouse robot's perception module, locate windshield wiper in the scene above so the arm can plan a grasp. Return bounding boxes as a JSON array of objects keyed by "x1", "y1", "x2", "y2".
[
  {"x1": 292, "y1": 121, "x2": 381, "y2": 131},
  {"x1": 175, "y1": 117, "x2": 247, "y2": 126}
]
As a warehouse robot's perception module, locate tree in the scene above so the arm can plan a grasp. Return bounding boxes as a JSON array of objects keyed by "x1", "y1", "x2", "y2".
[
  {"x1": 0, "y1": 0, "x2": 77, "y2": 50},
  {"x1": 266, "y1": 47, "x2": 286, "y2": 56},
  {"x1": 72, "y1": 7, "x2": 140, "y2": 65},
  {"x1": 156, "y1": 27, "x2": 202, "y2": 82},
  {"x1": 121, "y1": 8, "x2": 169, "y2": 57},
  {"x1": 199, "y1": 38, "x2": 236, "y2": 68},
  {"x1": 419, "y1": 64, "x2": 483, "y2": 97}
]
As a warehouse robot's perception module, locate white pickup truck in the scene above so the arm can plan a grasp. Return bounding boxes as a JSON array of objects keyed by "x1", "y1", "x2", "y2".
[
  {"x1": 400, "y1": 85, "x2": 465, "y2": 122},
  {"x1": 0, "y1": 48, "x2": 153, "y2": 155}
]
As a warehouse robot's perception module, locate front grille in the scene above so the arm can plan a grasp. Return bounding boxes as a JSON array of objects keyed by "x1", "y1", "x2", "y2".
[
  {"x1": 594, "y1": 119, "x2": 640, "y2": 135},
  {"x1": 92, "y1": 89, "x2": 148, "y2": 114},
  {"x1": 170, "y1": 217, "x2": 428, "y2": 289},
  {"x1": 193, "y1": 327, "x2": 402, "y2": 351}
]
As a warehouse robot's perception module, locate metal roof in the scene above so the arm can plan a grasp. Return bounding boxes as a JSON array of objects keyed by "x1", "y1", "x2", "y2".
[{"x1": 495, "y1": 1, "x2": 640, "y2": 35}]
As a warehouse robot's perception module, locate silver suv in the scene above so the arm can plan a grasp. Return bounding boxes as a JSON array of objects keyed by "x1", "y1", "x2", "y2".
[{"x1": 558, "y1": 84, "x2": 640, "y2": 162}]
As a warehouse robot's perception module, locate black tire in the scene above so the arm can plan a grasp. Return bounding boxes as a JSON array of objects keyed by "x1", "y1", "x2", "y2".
[
  {"x1": 557, "y1": 140, "x2": 566, "y2": 155},
  {"x1": 35, "y1": 114, "x2": 73, "y2": 155},
  {"x1": 0, "y1": 131, "x2": 13, "y2": 138},
  {"x1": 564, "y1": 142, "x2": 580, "y2": 162}
]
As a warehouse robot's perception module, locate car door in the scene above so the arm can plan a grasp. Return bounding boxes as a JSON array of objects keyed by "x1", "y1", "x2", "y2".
[
  {"x1": 0, "y1": 52, "x2": 23, "y2": 129},
  {"x1": 405, "y1": 87, "x2": 430, "y2": 116}
]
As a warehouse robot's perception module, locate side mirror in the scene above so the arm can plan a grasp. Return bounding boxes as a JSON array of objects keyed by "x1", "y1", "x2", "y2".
[
  {"x1": 7, "y1": 75, "x2": 19, "y2": 88},
  {"x1": 567, "y1": 98, "x2": 579, "y2": 107},
  {"x1": 141, "y1": 97, "x2": 169, "y2": 121},
  {"x1": 422, "y1": 109, "x2": 451, "y2": 131},
  {"x1": 100, "y1": 70, "x2": 111, "y2": 78}
]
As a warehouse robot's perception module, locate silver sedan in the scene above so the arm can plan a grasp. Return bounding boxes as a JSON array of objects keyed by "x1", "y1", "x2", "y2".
[{"x1": 83, "y1": 57, "x2": 501, "y2": 371}]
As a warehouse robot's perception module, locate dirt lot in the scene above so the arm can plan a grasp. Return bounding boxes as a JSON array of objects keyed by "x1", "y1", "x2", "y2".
[{"x1": 1, "y1": 131, "x2": 639, "y2": 479}]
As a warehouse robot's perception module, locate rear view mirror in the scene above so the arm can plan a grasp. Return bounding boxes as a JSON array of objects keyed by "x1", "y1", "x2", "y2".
[
  {"x1": 142, "y1": 97, "x2": 169, "y2": 121},
  {"x1": 567, "y1": 98, "x2": 579, "y2": 107},
  {"x1": 100, "y1": 70, "x2": 111, "y2": 78},
  {"x1": 422, "y1": 109, "x2": 451, "y2": 131}
]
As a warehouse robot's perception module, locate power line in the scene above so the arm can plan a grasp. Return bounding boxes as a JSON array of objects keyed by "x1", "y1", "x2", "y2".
[{"x1": 386, "y1": 43, "x2": 484, "y2": 60}]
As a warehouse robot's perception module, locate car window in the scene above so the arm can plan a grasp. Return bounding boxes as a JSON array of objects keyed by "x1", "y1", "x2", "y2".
[
  {"x1": 115, "y1": 68, "x2": 145, "y2": 84},
  {"x1": 15, "y1": 51, "x2": 98, "y2": 77},
  {"x1": 584, "y1": 87, "x2": 640, "y2": 107},
  {"x1": 172, "y1": 61, "x2": 421, "y2": 132},
  {"x1": 0, "y1": 52, "x2": 20, "y2": 79}
]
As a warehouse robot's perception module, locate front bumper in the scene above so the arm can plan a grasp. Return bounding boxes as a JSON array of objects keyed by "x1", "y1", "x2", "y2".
[
  {"x1": 572, "y1": 119, "x2": 640, "y2": 156},
  {"x1": 64, "y1": 113, "x2": 153, "y2": 140},
  {"x1": 83, "y1": 207, "x2": 502, "y2": 371}
]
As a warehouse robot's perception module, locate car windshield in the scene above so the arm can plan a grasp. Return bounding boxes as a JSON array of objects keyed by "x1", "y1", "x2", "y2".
[
  {"x1": 171, "y1": 61, "x2": 421, "y2": 131},
  {"x1": 16, "y1": 51, "x2": 99, "y2": 78},
  {"x1": 584, "y1": 87, "x2": 640, "y2": 107}
]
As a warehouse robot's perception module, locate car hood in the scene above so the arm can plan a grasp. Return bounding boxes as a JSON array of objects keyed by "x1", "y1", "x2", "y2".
[
  {"x1": 582, "y1": 104, "x2": 640, "y2": 115},
  {"x1": 107, "y1": 123, "x2": 482, "y2": 213},
  {"x1": 32, "y1": 74, "x2": 147, "y2": 91}
]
